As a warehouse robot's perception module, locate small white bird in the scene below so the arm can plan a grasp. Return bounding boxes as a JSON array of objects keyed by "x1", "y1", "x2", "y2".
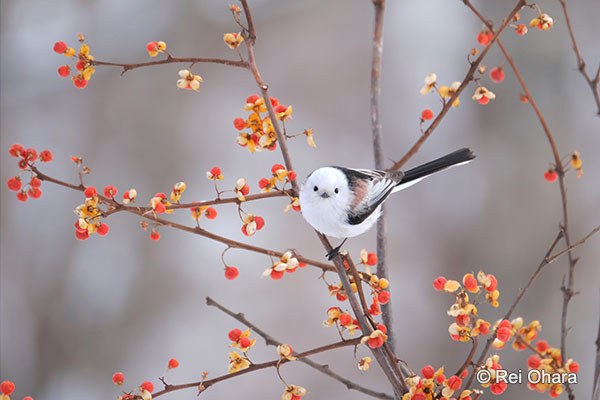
[{"x1": 299, "y1": 148, "x2": 475, "y2": 258}]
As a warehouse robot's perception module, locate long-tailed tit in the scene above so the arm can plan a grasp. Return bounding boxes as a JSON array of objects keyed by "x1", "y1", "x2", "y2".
[{"x1": 299, "y1": 148, "x2": 475, "y2": 259}]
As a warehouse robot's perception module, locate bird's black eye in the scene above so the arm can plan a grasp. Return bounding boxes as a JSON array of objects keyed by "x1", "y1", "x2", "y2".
[
  {"x1": 313, "y1": 186, "x2": 319, "y2": 192},
  {"x1": 334, "y1": 188, "x2": 339, "y2": 194}
]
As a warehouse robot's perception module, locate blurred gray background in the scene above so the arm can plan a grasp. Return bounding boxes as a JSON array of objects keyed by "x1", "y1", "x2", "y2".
[{"x1": 1, "y1": 1, "x2": 599, "y2": 399}]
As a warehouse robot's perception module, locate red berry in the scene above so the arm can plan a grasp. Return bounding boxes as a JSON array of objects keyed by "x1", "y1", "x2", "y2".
[
  {"x1": 287, "y1": 171, "x2": 297, "y2": 181},
  {"x1": 210, "y1": 166, "x2": 221, "y2": 177},
  {"x1": 366, "y1": 253, "x2": 378, "y2": 266},
  {"x1": 433, "y1": 276, "x2": 447, "y2": 291},
  {"x1": 7, "y1": 176, "x2": 22, "y2": 191},
  {"x1": 460, "y1": 369, "x2": 468, "y2": 378},
  {"x1": 377, "y1": 324, "x2": 387, "y2": 334},
  {"x1": 97, "y1": 223, "x2": 109, "y2": 236},
  {"x1": 168, "y1": 358, "x2": 179, "y2": 369},
  {"x1": 527, "y1": 355, "x2": 541, "y2": 369},
  {"x1": 490, "y1": 381, "x2": 507, "y2": 394},
  {"x1": 233, "y1": 118, "x2": 246, "y2": 130},
  {"x1": 378, "y1": 290, "x2": 391, "y2": 304},
  {"x1": 30, "y1": 177, "x2": 41, "y2": 188},
  {"x1": 544, "y1": 169, "x2": 557, "y2": 182},
  {"x1": 496, "y1": 326, "x2": 511, "y2": 342},
  {"x1": 28, "y1": 187, "x2": 42, "y2": 199},
  {"x1": 205, "y1": 207, "x2": 217, "y2": 219},
  {"x1": 9, "y1": 143, "x2": 25, "y2": 157},
  {"x1": 270, "y1": 270, "x2": 284, "y2": 280},
  {"x1": 246, "y1": 95, "x2": 259, "y2": 104},
  {"x1": 84, "y1": 186, "x2": 97, "y2": 198},
  {"x1": 112, "y1": 372, "x2": 125, "y2": 386},
  {"x1": 463, "y1": 274, "x2": 478, "y2": 292},
  {"x1": 146, "y1": 41, "x2": 158, "y2": 52},
  {"x1": 75, "y1": 228, "x2": 89, "y2": 240},
  {"x1": 275, "y1": 105, "x2": 287, "y2": 113},
  {"x1": 58, "y1": 65, "x2": 71, "y2": 77},
  {"x1": 477, "y1": 31, "x2": 491, "y2": 45},
  {"x1": 23, "y1": 397, "x2": 34, "y2": 400},
  {"x1": 254, "y1": 216, "x2": 264, "y2": 230},
  {"x1": 490, "y1": 67, "x2": 505, "y2": 83},
  {"x1": 53, "y1": 41, "x2": 67, "y2": 54},
  {"x1": 39, "y1": 150, "x2": 53, "y2": 162},
  {"x1": 569, "y1": 362, "x2": 579, "y2": 373},
  {"x1": 368, "y1": 336, "x2": 384, "y2": 349},
  {"x1": 478, "y1": 96, "x2": 491, "y2": 105},
  {"x1": 225, "y1": 266, "x2": 239, "y2": 280},
  {"x1": 228, "y1": 329, "x2": 242, "y2": 341},
  {"x1": 421, "y1": 365, "x2": 435, "y2": 379},
  {"x1": 412, "y1": 394, "x2": 426, "y2": 400},
  {"x1": 154, "y1": 202, "x2": 166, "y2": 214},
  {"x1": 17, "y1": 190, "x2": 28, "y2": 202},
  {"x1": 271, "y1": 164, "x2": 285, "y2": 174},
  {"x1": 241, "y1": 225, "x2": 250, "y2": 236},
  {"x1": 339, "y1": 313, "x2": 351, "y2": 326},
  {"x1": 104, "y1": 185, "x2": 117, "y2": 197},
  {"x1": 239, "y1": 337, "x2": 251, "y2": 348},
  {"x1": 447, "y1": 376, "x2": 462, "y2": 390},
  {"x1": 72, "y1": 76, "x2": 88, "y2": 88},
  {"x1": 240, "y1": 184, "x2": 250, "y2": 196},
  {"x1": 76, "y1": 60, "x2": 85, "y2": 71},
  {"x1": 0, "y1": 381, "x2": 15, "y2": 395},
  {"x1": 258, "y1": 178, "x2": 269, "y2": 189},
  {"x1": 140, "y1": 381, "x2": 154, "y2": 393},
  {"x1": 270, "y1": 97, "x2": 279, "y2": 107},
  {"x1": 498, "y1": 319, "x2": 512, "y2": 330},
  {"x1": 485, "y1": 274, "x2": 498, "y2": 291},
  {"x1": 421, "y1": 109, "x2": 434, "y2": 120},
  {"x1": 150, "y1": 230, "x2": 160, "y2": 241},
  {"x1": 25, "y1": 148, "x2": 37, "y2": 162}
]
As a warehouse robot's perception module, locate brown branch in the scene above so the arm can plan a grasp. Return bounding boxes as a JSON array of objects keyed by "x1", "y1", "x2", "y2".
[
  {"x1": 318, "y1": 234, "x2": 407, "y2": 396},
  {"x1": 205, "y1": 297, "x2": 394, "y2": 400},
  {"x1": 545, "y1": 223, "x2": 600, "y2": 265},
  {"x1": 593, "y1": 304, "x2": 600, "y2": 400},
  {"x1": 455, "y1": 336, "x2": 479, "y2": 377},
  {"x1": 148, "y1": 337, "x2": 362, "y2": 399},
  {"x1": 370, "y1": 0, "x2": 397, "y2": 359},
  {"x1": 388, "y1": 0, "x2": 526, "y2": 171},
  {"x1": 557, "y1": 0, "x2": 600, "y2": 116},
  {"x1": 465, "y1": 230, "x2": 563, "y2": 389},
  {"x1": 464, "y1": 4, "x2": 581, "y2": 397},
  {"x1": 92, "y1": 57, "x2": 248, "y2": 75},
  {"x1": 29, "y1": 164, "x2": 334, "y2": 273}
]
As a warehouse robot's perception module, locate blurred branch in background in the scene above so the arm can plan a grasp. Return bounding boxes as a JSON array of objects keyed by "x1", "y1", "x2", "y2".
[{"x1": 557, "y1": 0, "x2": 600, "y2": 116}]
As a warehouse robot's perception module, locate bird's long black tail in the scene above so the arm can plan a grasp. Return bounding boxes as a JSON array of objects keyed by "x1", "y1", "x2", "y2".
[{"x1": 400, "y1": 148, "x2": 475, "y2": 185}]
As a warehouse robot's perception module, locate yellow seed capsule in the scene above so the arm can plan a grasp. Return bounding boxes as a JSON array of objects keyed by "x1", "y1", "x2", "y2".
[
  {"x1": 378, "y1": 278, "x2": 389, "y2": 289},
  {"x1": 571, "y1": 152, "x2": 582, "y2": 169},
  {"x1": 351, "y1": 283, "x2": 358, "y2": 293}
]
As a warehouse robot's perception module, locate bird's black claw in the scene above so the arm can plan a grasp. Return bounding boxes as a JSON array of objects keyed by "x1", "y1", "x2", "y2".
[{"x1": 326, "y1": 246, "x2": 341, "y2": 261}]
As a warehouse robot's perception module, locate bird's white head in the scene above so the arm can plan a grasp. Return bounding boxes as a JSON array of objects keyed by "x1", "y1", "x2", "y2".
[{"x1": 300, "y1": 167, "x2": 350, "y2": 205}]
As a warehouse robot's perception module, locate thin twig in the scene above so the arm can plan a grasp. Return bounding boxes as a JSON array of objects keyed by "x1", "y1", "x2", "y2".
[
  {"x1": 93, "y1": 57, "x2": 248, "y2": 75},
  {"x1": 147, "y1": 337, "x2": 361, "y2": 399},
  {"x1": 593, "y1": 302, "x2": 600, "y2": 400},
  {"x1": 545, "y1": 224, "x2": 600, "y2": 265},
  {"x1": 206, "y1": 297, "x2": 394, "y2": 400},
  {"x1": 388, "y1": 0, "x2": 525, "y2": 171},
  {"x1": 455, "y1": 336, "x2": 479, "y2": 377},
  {"x1": 557, "y1": 0, "x2": 600, "y2": 116}
]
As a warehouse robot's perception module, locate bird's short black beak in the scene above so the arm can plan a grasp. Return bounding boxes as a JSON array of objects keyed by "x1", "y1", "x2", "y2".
[{"x1": 320, "y1": 193, "x2": 330, "y2": 199}]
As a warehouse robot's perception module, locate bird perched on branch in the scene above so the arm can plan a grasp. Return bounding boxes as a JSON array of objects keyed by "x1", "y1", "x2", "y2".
[{"x1": 299, "y1": 148, "x2": 475, "y2": 259}]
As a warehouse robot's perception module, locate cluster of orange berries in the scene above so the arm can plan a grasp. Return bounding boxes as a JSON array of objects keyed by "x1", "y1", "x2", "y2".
[
  {"x1": 1, "y1": 380, "x2": 33, "y2": 400},
  {"x1": 324, "y1": 306, "x2": 361, "y2": 335},
  {"x1": 404, "y1": 365, "x2": 473, "y2": 400},
  {"x1": 544, "y1": 151, "x2": 583, "y2": 182},
  {"x1": 526, "y1": 340, "x2": 579, "y2": 397},
  {"x1": 262, "y1": 251, "x2": 307, "y2": 280},
  {"x1": 233, "y1": 95, "x2": 304, "y2": 152},
  {"x1": 227, "y1": 328, "x2": 256, "y2": 373},
  {"x1": 73, "y1": 186, "x2": 109, "y2": 240},
  {"x1": 54, "y1": 35, "x2": 95, "y2": 88},
  {"x1": 434, "y1": 271, "x2": 499, "y2": 343},
  {"x1": 7, "y1": 144, "x2": 52, "y2": 201}
]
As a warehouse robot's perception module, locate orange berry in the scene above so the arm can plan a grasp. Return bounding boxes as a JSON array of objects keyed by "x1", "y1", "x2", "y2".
[
  {"x1": 478, "y1": 96, "x2": 490, "y2": 105},
  {"x1": 233, "y1": 118, "x2": 246, "y2": 130},
  {"x1": 239, "y1": 337, "x2": 251, "y2": 348},
  {"x1": 378, "y1": 290, "x2": 390, "y2": 304},
  {"x1": 421, "y1": 365, "x2": 434, "y2": 379},
  {"x1": 569, "y1": 362, "x2": 579, "y2": 373},
  {"x1": 225, "y1": 266, "x2": 239, "y2": 280},
  {"x1": 30, "y1": 177, "x2": 42, "y2": 188},
  {"x1": 205, "y1": 207, "x2": 217, "y2": 219},
  {"x1": 112, "y1": 372, "x2": 125, "y2": 386},
  {"x1": 84, "y1": 186, "x2": 97, "y2": 198},
  {"x1": 140, "y1": 381, "x2": 154, "y2": 393},
  {"x1": 490, "y1": 67, "x2": 505, "y2": 83},
  {"x1": 421, "y1": 109, "x2": 434, "y2": 120},
  {"x1": 246, "y1": 95, "x2": 259, "y2": 104},
  {"x1": 39, "y1": 150, "x2": 53, "y2": 162},
  {"x1": 433, "y1": 276, "x2": 447, "y2": 291},
  {"x1": 496, "y1": 326, "x2": 511, "y2": 342},
  {"x1": 9, "y1": 143, "x2": 25, "y2": 158},
  {"x1": 97, "y1": 223, "x2": 109, "y2": 236},
  {"x1": 168, "y1": 358, "x2": 179, "y2": 369},
  {"x1": 270, "y1": 270, "x2": 284, "y2": 280},
  {"x1": 58, "y1": 65, "x2": 71, "y2": 77},
  {"x1": 339, "y1": 313, "x2": 351, "y2": 326},
  {"x1": 1, "y1": 381, "x2": 15, "y2": 395},
  {"x1": 366, "y1": 253, "x2": 378, "y2": 266},
  {"x1": 104, "y1": 185, "x2": 118, "y2": 197},
  {"x1": 544, "y1": 169, "x2": 557, "y2": 182},
  {"x1": 490, "y1": 381, "x2": 507, "y2": 394},
  {"x1": 228, "y1": 329, "x2": 242, "y2": 341},
  {"x1": 17, "y1": 190, "x2": 28, "y2": 202},
  {"x1": 53, "y1": 41, "x2": 67, "y2": 54},
  {"x1": 527, "y1": 355, "x2": 541, "y2": 369},
  {"x1": 7, "y1": 176, "x2": 21, "y2": 191},
  {"x1": 447, "y1": 375, "x2": 462, "y2": 390},
  {"x1": 28, "y1": 187, "x2": 42, "y2": 199},
  {"x1": 254, "y1": 216, "x2": 264, "y2": 230},
  {"x1": 150, "y1": 230, "x2": 160, "y2": 241}
]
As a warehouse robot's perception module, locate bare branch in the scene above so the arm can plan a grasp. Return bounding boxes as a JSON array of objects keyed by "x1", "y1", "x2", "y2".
[
  {"x1": 206, "y1": 297, "x2": 394, "y2": 400},
  {"x1": 92, "y1": 57, "x2": 248, "y2": 74}
]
